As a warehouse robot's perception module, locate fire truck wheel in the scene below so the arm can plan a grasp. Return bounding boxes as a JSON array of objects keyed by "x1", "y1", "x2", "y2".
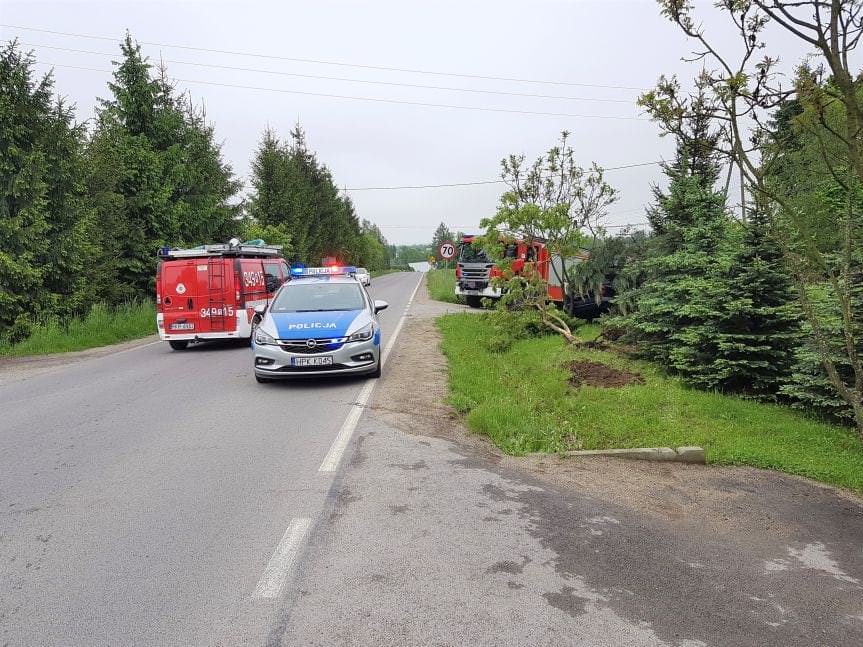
[
  {"x1": 466, "y1": 295, "x2": 483, "y2": 309},
  {"x1": 168, "y1": 340, "x2": 189, "y2": 351}
]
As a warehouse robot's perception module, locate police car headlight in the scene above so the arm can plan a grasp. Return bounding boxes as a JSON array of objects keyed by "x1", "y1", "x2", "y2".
[
  {"x1": 348, "y1": 323, "x2": 374, "y2": 342},
  {"x1": 255, "y1": 327, "x2": 276, "y2": 345}
]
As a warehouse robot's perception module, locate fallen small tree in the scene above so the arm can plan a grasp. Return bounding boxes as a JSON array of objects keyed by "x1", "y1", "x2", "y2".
[{"x1": 479, "y1": 131, "x2": 617, "y2": 343}]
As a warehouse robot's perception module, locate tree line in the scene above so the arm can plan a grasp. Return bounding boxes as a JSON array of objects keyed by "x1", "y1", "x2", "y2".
[{"x1": 0, "y1": 36, "x2": 391, "y2": 344}]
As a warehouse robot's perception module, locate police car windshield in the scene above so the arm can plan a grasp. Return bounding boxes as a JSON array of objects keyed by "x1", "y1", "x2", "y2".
[{"x1": 271, "y1": 282, "x2": 366, "y2": 313}]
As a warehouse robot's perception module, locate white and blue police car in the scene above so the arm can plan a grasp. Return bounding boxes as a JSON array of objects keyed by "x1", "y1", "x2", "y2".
[{"x1": 252, "y1": 266, "x2": 388, "y2": 382}]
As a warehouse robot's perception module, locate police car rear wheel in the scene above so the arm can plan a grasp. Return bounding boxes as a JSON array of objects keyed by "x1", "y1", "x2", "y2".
[{"x1": 168, "y1": 340, "x2": 189, "y2": 350}]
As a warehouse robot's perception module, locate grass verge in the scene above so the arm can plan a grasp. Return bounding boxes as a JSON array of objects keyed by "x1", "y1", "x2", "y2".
[
  {"x1": 426, "y1": 269, "x2": 461, "y2": 304},
  {"x1": 437, "y1": 312, "x2": 863, "y2": 493},
  {"x1": 0, "y1": 301, "x2": 156, "y2": 357}
]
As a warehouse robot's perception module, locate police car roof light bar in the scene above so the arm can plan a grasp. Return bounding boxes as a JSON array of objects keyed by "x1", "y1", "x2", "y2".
[{"x1": 290, "y1": 266, "x2": 358, "y2": 277}]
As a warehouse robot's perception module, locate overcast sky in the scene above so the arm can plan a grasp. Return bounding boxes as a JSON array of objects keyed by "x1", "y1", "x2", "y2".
[{"x1": 1, "y1": 0, "x2": 820, "y2": 244}]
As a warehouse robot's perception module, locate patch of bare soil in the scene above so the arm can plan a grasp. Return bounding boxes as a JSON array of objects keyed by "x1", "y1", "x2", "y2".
[
  {"x1": 370, "y1": 276, "x2": 863, "y2": 542},
  {"x1": 566, "y1": 360, "x2": 644, "y2": 388}
]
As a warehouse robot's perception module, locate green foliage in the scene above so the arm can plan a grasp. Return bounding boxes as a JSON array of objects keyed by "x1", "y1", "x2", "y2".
[
  {"x1": 247, "y1": 126, "x2": 379, "y2": 268},
  {"x1": 241, "y1": 220, "x2": 292, "y2": 252},
  {"x1": 713, "y1": 205, "x2": 801, "y2": 398},
  {"x1": 781, "y1": 283, "x2": 861, "y2": 423},
  {"x1": 569, "y1": 231, "x2": 651, "y2": 315},
  {"x1": 621, "y1": 144, "x2": 738, "y2": 390},
  {"x1": 437, "y1": 312, "x2": 863, "y2": 492},
  {"x1": 480, "y1": 132, "x2": 617, "y2": 342},
  {"x1": 0, "y1": 41, "x2": 94, "y2": 342},
  {"x1": 86, "y1": 35, "x2": 241, "y2": 302},
  {"x1": 0, "y1": 301, "x2": 155, "y2": 356},
  {"x1": 620, "y1": 109, "x2": 800, "y2": 399},
  {"x1": 392, "y1": 244, "x2": 432, "y2": 265}
]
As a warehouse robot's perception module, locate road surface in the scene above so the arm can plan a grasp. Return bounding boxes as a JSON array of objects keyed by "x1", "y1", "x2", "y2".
[{"x1": 1, "y1": 270, "x2": 861, "y2": 646}]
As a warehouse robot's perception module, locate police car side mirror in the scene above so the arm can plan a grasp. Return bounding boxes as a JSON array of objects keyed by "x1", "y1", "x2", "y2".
[{"x1": 373, "y1": 300, "x2": 388, "y2": 314}]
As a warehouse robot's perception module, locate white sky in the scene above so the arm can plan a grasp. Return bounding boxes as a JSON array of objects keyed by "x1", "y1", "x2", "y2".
[{"x1": 0, "y1": 0, "x2": 824, "y2": 244}]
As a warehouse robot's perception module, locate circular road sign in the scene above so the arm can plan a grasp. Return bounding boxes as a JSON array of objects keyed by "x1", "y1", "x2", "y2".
[{"x1": 439, "y1": 242, "x2": 456, "y2": 260}]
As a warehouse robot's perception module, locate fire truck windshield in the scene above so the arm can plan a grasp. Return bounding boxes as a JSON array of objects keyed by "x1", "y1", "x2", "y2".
[
  {"x1": 458, "y1": 244, "x2": 489, "y2": 263},
  {"x1": 271, "y1": 282, "x2": 366, "y2": 313}
]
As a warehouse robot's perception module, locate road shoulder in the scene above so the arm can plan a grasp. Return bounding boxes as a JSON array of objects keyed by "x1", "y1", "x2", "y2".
[{"x1": 0, "y1": 335, "x2": 160, "y2": 386}]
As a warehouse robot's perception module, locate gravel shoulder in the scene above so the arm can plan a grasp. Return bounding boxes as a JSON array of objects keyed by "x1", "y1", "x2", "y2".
[{"x1": 0, "y1": 335, "x2": 160, "y2": 386}]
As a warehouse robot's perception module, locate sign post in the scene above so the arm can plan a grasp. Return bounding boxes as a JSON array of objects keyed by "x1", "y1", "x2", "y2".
[{"x1": 439, "y1": 241, "x2": 456, "y2": 271}]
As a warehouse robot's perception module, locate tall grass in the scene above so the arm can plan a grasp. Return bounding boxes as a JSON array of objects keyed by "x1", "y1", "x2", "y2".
[
  {"x1": 426, "y1": 269, "x2": 461, "y2": 304},
  {"x1": 437, "y1": 312, "x2": 863, "y2": 493},
  {"x1": 0, "y1": 301, "x2": 156, "y2": 357}
]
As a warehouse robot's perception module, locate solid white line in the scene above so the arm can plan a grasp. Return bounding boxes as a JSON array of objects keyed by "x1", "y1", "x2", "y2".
[
  {"x1": 318, "y1": 379, "x2": 377, "y2": 472},
  {"x1": 252, "y1": 517, "x2": 312, "y2": 599},
  {"x1": 318, "y1": 272, "x2": 424, "y2": 473}
]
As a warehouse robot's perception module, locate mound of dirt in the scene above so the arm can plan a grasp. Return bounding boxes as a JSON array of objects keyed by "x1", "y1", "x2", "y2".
[{"x1": 566, "y1": 360, "x2": 644, "y2": 388}]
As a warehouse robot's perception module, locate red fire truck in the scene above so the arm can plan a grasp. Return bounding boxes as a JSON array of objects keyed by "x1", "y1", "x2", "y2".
[
  {"x1": 455, "y1": 235, "x2": 607, "y2": 316},
  {"x1": 156, "y1": 241, "x2": 288, "y2": 350}
]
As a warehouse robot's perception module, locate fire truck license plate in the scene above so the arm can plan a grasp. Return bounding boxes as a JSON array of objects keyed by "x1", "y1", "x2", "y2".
[
  {"x1": 170, "y1": 323, "x2": 194, "y2": 330},
  {"x1": 292, "y1": 356, "x2": 333, "y2": 367}
]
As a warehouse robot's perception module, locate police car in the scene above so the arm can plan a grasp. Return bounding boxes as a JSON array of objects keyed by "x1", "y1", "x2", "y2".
[{"x1": 252, "y1": 266, "x2": 388, "y2": 382}]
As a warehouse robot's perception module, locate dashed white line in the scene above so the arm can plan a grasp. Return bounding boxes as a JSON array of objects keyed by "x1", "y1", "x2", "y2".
[
  {"x1": 252, "y1": 517, "x2": 312, "y2": 599},
  {"x1": 318, "y1": 272, "x2": 424, "y2": 473}
]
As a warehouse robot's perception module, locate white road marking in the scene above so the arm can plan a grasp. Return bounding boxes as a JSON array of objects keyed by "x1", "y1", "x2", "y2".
[
  {"x1": 252, "y1": 517, "x2": 312, "y2": 599},
  {"x1": 318, "y1": 272, "x2": 424, "y2": 473}
]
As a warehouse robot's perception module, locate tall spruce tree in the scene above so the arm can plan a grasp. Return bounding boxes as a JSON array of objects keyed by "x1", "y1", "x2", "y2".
[
  {"x1": 87, "y1": 34, "x2": 239, "y2": 301},
  {"x1": 712, "y1": 200, "x2": 800, "y2": 398},
  {"x1": 0, "y1": 42, "x2": 93, "y2": 340},
  {"x1": 247, "y1": 125, "x2": 362, "y2": 265},
  {"x1": 623, "y1": 111, "x2": 737, "y2": 389}
]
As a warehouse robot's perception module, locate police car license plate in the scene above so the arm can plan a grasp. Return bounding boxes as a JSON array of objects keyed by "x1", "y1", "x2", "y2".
[
  {"x1": 292, "y1": 356, "x2": 333, "y2": 367},
  {"x1": 170, "y1": 323, "x2": 194, "y2": 330}
]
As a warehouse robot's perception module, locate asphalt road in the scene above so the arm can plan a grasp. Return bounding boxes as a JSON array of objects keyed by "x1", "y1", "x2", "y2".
[{"x1": 0, "y1": 271, "x2": 422, "y2": 647}]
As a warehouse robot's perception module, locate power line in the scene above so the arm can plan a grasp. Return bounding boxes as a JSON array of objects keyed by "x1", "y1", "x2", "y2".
[
  {"x1": 14, "y1": 41, "x2": 637, "y2": 104},
  {"x1": 1, "y1": 23, "x2": 650, "y2": 91},
  {"x1": 34, "y1": 61, "x2": 648, "y2": 121},
  {"x1": 342, "y1": 161, "x2": 663, "y2": 191}
]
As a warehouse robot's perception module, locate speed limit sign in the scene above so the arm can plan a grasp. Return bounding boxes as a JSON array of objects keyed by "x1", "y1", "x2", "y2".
[{"x1": 439, "y1": 241, "x2": 456, "y2": 259}]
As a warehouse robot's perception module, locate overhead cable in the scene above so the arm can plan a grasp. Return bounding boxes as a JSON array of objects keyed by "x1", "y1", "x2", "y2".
[{"x1": 1, "y1": 23, "x2": 651, "y2": 91}]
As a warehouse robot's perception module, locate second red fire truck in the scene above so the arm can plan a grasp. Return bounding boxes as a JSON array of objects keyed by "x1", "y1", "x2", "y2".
[{"x1": 454, "y1": 235, "x2": 610, "y2": 317}]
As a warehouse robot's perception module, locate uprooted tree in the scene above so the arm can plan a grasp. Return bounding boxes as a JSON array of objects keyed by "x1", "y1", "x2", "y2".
[
  {"x1": 479, "y1": 131, "x2": 617, "y2": 343},
  {"x1": 640, "y1": 0, "x2": 863, "y2": 435}
]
